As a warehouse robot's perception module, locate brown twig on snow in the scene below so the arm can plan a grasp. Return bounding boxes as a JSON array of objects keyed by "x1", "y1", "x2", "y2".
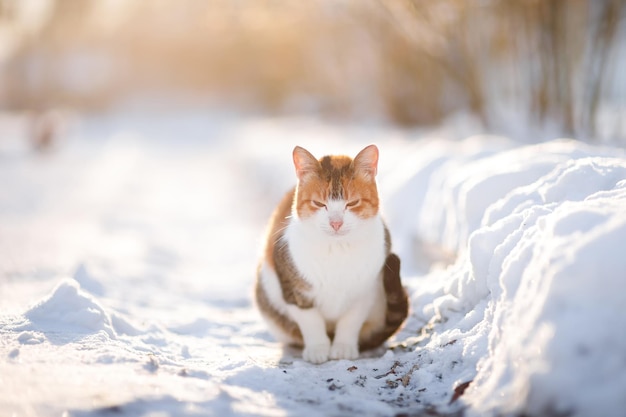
[{"x1": 449, "y1": 380, "x2": 473, "y2": 404}]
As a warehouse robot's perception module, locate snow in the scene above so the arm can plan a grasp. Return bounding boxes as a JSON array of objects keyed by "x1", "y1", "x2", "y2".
[
  {"x1": 1, "y1": 112, "x2": 626, "y2": 416},
  {"x1": 22, "y1": 278, "x2": 117, "y2": 338}
]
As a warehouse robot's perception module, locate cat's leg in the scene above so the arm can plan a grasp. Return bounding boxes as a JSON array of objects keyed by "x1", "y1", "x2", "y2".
[
  {"x1": 330, "y1": 301, "x2": 373, "y2": 360},
  {"x1": 287, "y1": 305, "x2": 331, "y2": 364}
]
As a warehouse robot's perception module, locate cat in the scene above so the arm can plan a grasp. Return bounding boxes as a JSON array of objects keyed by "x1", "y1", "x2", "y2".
[{"x1": 255, "y1": 144, "x2": 408, "y2": 363}]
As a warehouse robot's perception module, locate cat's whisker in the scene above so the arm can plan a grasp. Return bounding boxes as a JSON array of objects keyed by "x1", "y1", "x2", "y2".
[{"x1": 271, "y1": 225, "x2": 289, "y2": 239}]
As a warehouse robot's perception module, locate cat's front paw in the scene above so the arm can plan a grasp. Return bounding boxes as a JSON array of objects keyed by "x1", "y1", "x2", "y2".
[
  {"x1": 303, "y1": 343, "x2": 330, "y2": 364},
  {"x1": 330, "y1": 343, "x2": 359, "y2": 360}
]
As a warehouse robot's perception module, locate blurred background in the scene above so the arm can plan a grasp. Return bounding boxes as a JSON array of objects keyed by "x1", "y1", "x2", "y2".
[{"x1": 0, "y1": 0, "x2": 625, "y2": 145}]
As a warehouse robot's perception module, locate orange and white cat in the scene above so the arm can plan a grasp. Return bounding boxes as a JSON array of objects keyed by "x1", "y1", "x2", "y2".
[{"x1": 255, "y1": 144, "x2": 408, "y2": 363}]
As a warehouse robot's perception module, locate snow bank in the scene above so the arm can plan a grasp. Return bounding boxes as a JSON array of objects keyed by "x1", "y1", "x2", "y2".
[
  {"x1": 464, "y1": 159, "x2": 626, "y2": 416},
  {"x1": 388, "y1": 138, "x2": 626, "y2": 416}
]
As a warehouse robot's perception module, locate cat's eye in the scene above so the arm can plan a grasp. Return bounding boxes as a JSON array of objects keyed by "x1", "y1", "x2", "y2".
[
  {"x1": 312, "y1": 200, "x2": 326, "y2": 208},
  {"x1": 346, "y1": 199, "x2": 360, "y2": 208}
]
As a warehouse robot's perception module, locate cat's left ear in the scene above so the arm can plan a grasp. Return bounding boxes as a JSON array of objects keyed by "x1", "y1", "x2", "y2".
[{"x1": 354, "y1": 144, "x2": 379, "y2": 178}]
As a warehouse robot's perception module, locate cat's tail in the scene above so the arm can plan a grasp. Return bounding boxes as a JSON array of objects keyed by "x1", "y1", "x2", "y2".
[{"x1": 359, "y1": 253, "x2": 409, "y2": 351}]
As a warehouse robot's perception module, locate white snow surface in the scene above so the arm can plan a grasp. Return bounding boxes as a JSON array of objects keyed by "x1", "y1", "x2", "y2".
[{"x1": 1, "y1": 112, "x2": 626, "y2": 417}]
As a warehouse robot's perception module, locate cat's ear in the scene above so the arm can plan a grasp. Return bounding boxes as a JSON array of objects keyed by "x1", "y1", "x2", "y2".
[
  {"x1": 293, "y1": 146, "x2": 320, "y2": 180},
  {"x1": 354, "y1": 144, "x2": 379, "y2": 178}
]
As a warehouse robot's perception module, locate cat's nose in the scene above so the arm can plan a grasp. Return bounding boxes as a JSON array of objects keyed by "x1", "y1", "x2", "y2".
[{"x1": 330, "y1": 220, "x2": 344, "y2": 231}]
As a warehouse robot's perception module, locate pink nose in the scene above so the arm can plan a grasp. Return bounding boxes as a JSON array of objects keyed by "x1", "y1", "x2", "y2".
[{"x1": 330, "y1": 220, "x2": 343, "y2": 231}]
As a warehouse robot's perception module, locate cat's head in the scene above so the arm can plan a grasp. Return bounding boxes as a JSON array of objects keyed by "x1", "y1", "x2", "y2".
[{"x1": 292, "y1": 145, "x2": 380, "y2": 237}]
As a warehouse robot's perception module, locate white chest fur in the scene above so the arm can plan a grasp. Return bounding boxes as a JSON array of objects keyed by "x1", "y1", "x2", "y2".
[{"x1": 284, "y1": 215, "x2": 386, "y2": 320}]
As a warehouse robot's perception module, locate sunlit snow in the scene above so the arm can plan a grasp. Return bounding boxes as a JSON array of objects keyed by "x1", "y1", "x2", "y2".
[{"x1": 1, "y1": 112, "x2": 625, "y2": 416}]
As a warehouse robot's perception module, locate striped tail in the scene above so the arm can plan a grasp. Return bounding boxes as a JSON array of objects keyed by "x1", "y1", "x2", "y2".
[{"x1": 359, "y1": 253, "x2": 409, "y2": 351}]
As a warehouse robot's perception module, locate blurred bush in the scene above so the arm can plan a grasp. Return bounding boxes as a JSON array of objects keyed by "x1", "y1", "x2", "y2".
[
  {"x1": 380, "y1": 0, "x2": 626, "y2": 140},
  {"x1": 0, "y1": 0, "x2": 624, "y2": 141},
  {"x1": 0, "y1": 1, "x2": 385, "y2": 118}
]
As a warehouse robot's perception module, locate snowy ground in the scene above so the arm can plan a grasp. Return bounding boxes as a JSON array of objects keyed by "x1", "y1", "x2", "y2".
[{"x1": 1, "y1": 111, "x2": 626, "y2": 417}]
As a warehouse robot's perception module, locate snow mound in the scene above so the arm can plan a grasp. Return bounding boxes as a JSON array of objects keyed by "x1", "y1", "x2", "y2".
[
  {"x1": 462, "y1": 158, "x2": 626, "y2": 416},
  {"x1": 24, "y1": 279, "x2": 117, "y2": 339},
  {"x1": 396, "y1": 141, "x2": 626, "y2": 417}
]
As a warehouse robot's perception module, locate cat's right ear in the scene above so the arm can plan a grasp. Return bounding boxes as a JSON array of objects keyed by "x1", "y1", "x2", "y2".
[{"x1": 293, "y1": 146, "x2": 319, "y2": 180}]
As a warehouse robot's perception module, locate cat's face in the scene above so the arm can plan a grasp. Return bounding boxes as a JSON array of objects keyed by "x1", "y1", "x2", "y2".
[{"x1": 292, "y1": 145, "x2": 380, "y2": 237}]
